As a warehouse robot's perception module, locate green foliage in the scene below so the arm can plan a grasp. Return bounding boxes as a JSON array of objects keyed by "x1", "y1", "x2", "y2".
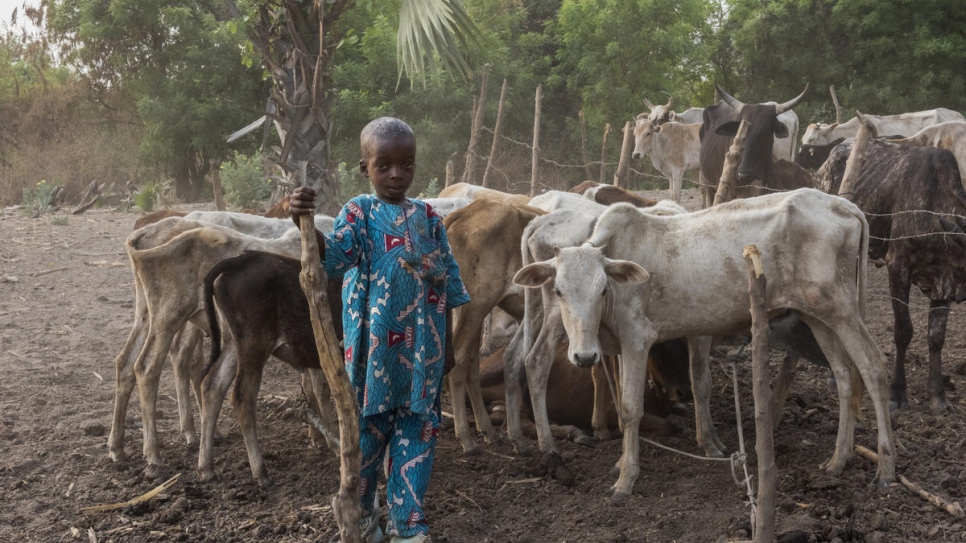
[
  {"x1": 221, "y1": 151, "x2": 271, "y2": 210},
  {"x1": 21, "y1": 179, "x2": 56, "y2": 217},
  {"x1": 336, "y1": 161, "x2": 372, "y2": 206},
  {"x1": 50, "y1": 215, "x2": 69, "y2": 226},
  {"x1": 418, "y1": 178, "x2": 441, "y2": 199},
  {"x1": 134, "y1": 179, "x2": 174, "y2": 212}
]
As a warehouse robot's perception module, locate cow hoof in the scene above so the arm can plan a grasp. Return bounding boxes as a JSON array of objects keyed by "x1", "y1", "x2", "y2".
[
  {"x1": 462, "y1": 445, "x2": 483, "y2": 456},
  {"x1": 605, "y1": 487, "x2": 630, "y2": 504},
  {"x1": 929, "y1": 397, "x2": 953, "y2": 415},
  {"x1": 198, "y1": 468, "x2": 218, "y2": 483},
  {"x1": 574, "y1": 435, "x2": 596, "y2": 448},
  {"x1": 108, "y1": 449, "x2": 127, "y2": 463},
  {"x1": 594, "y1": 428, "x2": 613, "y2": 441},
  {"x1": 143, "y1": 463, "x2": 170, "y2": 480},
  {"x1": 257, "y1": 477, "x2": 275, "y2": 491}
]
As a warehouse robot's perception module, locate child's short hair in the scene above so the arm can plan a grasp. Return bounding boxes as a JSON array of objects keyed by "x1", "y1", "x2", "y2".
[{"x1": 360, "y1": 117, "x2": 416, "y2": 156}]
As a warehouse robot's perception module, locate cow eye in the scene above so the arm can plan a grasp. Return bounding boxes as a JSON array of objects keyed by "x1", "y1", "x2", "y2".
[
  {"x1": 553, "y1": 287, "x2": 562, "y2": 298},
  {"x1": 601, "y1": 285, "x2": 608, "y2": 298}
]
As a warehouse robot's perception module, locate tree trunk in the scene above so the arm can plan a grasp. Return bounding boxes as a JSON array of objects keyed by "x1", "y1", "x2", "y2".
[
  {"x1": 613, "y1": 121, "x2": 633, "y2": 188},
  {"x1": 482, "y1": 78, "x2": 508, "y2": 190},
  {"x1": 599, "y1": 123, "x2": 611, "y2": 185},
  {"x1": 462, "y1": 64, "x2": 491, "y2": 185},
  {"x1": 530, "y1": 84, "x2": 542, "y2": 197},
  {"x1": 212, "y1": 168, "x2": 226, "y2": 211}
]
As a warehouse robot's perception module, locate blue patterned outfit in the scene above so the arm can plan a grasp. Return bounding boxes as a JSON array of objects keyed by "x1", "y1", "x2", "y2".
[{"x1": 323, "y1": 194, "x2": 469, "y2": 538}]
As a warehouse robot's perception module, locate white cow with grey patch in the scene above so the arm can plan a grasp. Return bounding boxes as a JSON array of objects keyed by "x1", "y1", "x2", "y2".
[{"x1": 513, "y1": 189, "x2": 896, "y2": 501}]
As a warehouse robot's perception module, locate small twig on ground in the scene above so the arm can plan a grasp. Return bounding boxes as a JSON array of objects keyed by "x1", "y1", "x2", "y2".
[
  {"x1": 80, "y1": 473, "x2": 181, "y2": 512},
  {"x1": 30, "y1": 266, "x2": 70, "y2": 277},
  {"x1": 855, "y1": 445, "x2": 964, "y2": 519}
]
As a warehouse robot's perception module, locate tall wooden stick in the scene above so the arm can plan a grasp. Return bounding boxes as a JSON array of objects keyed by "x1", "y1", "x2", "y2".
[
  {"x1": 599, "y1": 123, "x2": 611, "y2": 185},
  {"x1": 838, "y1": 111, "x2": 876, "y2": 198},
  {"x1": 482, "y1": 78, "x2": 509, "y2": 190},
  {"x1": 579, "y1": 110, "x2": 594, "y2": 181},
  {"x1": 713, "y1": 119, "x2": 750, "y2": 207},
  {"x1": 462, "y1": 64, "x2": 491, "y2": 185},
  {"x1": 829, "y1": 85, "x2": 842, "y2": 125},
  {"x1": 744, "y1": 245, "x2": 777, "y2": 543},
  {"x1": 530, "y1": 84, "x2": 542, "y2": 197},
  {"x1": 297, "y1": 213, "x2": 362, "y2": 543},
  {"x1": 613, "y1": 120, "x2": 634, "y2": 188},
  {"x1": 445, "y1": 159, "x2": 455, "y2": 188}
]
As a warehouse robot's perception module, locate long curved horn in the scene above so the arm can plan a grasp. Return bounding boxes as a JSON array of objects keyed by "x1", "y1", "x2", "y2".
[
  {"x1": 714, "y1": 83, "x2": 744, "y2": 110},
  {"x1": 660, "y1": 91, "x2": 673, "y2": 108},
  {"x1": 775, "y1": 83, "x2": 809, "y2": 114},
  {"x1": 642, "y1": 94, "x2": 655, "y2": 109}
]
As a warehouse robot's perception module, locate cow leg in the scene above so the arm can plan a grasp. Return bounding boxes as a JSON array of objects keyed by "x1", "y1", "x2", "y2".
[
  {"x1": 133, "y1": 328, "x2": 177, "y2": 477},
  {"x1": 687, "y1": 336, "x2": 725, "y2": 457},
  {"x1": 465, "y1": 346, "x2": 498, "y2": 443},
  {"x1": 609, "y1": 344, "x2": 651, "y2": 502},
  {"x1": 108, "y1": 278, "x2": 149, "y2": 463},
  {"x1": 503, "y1": 325, "x2": 529, "y2": 452},
  {"x1": 198, "y1": 342, "x2": 238, "y2": 482},
  {"x1": 800, "y1": 320, "x2": 856, "y2": 476},
  {"x1": 448, "y1": 306, "x2": 489, "y2": 454},
  {"x1": 231, "y1": 343, "x2": 275, "y2": 490},
  {"x1": 770, "y1": 352, "x2": 800, "y2": 432},
  {"x1": 591, "y1": 363, "x2": 613, "y2": 441},
  {"x1": 887, "y1": 271, "x2": 913, "y2": 410},
  {"x1": 525, "y1": 308, "x2": 567, "y2": 455},
  {"x1": 811, "y1": 314, "x2": 897, "y2": 486},
  {"x1": 169, "y1": 325, "x2": 204, "y2": 449},
  {"x1": 304, "y1": 367, "x2": 340, "y2": 452},
  {"x1": 926, "y1": 300, "x2": 952, "y2": 414}
]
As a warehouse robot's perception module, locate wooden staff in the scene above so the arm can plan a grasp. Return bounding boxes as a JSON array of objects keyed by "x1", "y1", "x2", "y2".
[
  {"x1": 838, "y1": 111, "x2": 876, "y2": 198},
  {"x1": 298, "y1": 213, "x2": 362, "y2": 543},
  {"x1": 713, "y1": 119, "x2": 750, "y2": 206}
]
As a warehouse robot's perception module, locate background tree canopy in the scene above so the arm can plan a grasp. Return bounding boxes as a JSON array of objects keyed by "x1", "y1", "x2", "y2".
[{"x1": 1, "y1": 0, "x2": 965, "y2": 206}]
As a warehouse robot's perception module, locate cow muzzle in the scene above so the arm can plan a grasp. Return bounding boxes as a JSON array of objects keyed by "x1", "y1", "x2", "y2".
[
  {"x1": 632, "y1": 151, "x2": 642, "y2": 160},
  {"x1": 571, "y1": 351, "x2": 600, "y2": 368}
]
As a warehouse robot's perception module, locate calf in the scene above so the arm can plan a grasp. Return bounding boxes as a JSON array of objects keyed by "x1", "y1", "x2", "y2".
[
  {"x1": 816, "y1": 138, "x2": 966, "y2": 413},
  {"x1": 199, "y1": 251, "x2": 343, "y2": 488},
  {"x1": 796, "y1": 138, "x2": 846, "y2": 171},
  {"x1": 586, "y1": 184, "x2": 660, "y2": 208},
  {"x1": 514, "y1": 190, "x2": 896, "y2": 501},
  {"x1": 631, "y1": 119, "x2": 702, "y2": 202}
]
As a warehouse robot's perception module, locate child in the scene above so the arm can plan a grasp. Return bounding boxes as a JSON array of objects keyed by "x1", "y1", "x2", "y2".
[{"x1": 290, "y1": 117, "x2": 469, "y2": 543}]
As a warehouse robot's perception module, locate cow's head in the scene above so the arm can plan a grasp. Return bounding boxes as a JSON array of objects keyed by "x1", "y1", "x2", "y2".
[
  {"x1": 713, "y1": 83, "x2": 808, "y2": 183},
  {"x1": 513, "y1": 246, "x2": 650, "y2": 368},
  {"x1": 632, "y1": 119, "x2": 660, "y2": 160},
  {"x1": 642, "y1": 93, "x2": 675, "y2": 125},
  {"x1": 801, "y1": 122, "x2": 837, "y2": 146}
]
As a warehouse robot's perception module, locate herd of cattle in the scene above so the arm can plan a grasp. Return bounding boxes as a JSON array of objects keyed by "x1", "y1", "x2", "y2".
[{"x1": 107, "y1": 85, "x2": 966, "y2": 503}]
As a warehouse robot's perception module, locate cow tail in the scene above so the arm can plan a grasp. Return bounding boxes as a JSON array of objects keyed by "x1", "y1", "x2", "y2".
[
  {"x1": 850, "y1": 363, "x2": 865, "y2": 424},
  {"x1": 201, "y1": 256, "x2": 233, "y2": 384},
  {"x1": 857, "y1": 209, "x2": 869, "y2": 320}
]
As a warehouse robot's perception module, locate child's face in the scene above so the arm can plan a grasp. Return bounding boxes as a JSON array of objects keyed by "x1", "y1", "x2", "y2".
[{"x1": 360, "y1": 134, "x2": 416, "y2": 204}]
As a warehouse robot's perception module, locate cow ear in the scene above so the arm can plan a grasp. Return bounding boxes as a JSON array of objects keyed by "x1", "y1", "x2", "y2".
[
  {"x1": 715, "y1": 121, "x2": 740, "y2": 137},
  {"x1": 773, "y1": 119, "x2": 789, "y2": 138},
  {"x1": 514, "y1": 262, "x2": 556, "y2": 288},
  {"x1": 668, "y1": 111, "x2": 677, "y2": 122},
  {"x1": 604, "y1": 259, "x2": 650, "y2": 285}
]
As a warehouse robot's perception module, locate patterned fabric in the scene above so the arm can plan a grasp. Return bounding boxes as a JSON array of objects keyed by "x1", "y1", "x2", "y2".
[
  {"x1": 359, "y1": 406, "x2": 439, "y2": 538},
  {"x1": 323, "y1": 194, "x2": 470, "y2": 417}
]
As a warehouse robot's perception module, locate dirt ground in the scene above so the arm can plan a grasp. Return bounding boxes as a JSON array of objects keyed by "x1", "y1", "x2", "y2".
[{"x1": 2, "y1": 189, "x2": 965, "y2": 543}]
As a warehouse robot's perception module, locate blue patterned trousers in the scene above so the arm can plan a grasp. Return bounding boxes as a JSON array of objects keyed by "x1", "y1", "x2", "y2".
[{"x1": 359, "y1": 405, "x2": 439, "y2": 538}]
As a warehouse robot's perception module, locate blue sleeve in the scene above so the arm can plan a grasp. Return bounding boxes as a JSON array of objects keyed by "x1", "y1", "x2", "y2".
[{"x1": 322, "y1": 199, "x2": 365, "y2": 276}]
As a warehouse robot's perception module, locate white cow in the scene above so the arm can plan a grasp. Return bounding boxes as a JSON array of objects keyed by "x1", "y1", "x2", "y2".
[
  {"x1": 513, "y1": 189, "x2": 896, "y2": 501},
  {"x1": 632, "y1": 120, "x2": 702, "y2": 202},
  {"x1": 641, "y1": 94, "x2": 704, "y2": 125},
  {"x1": 890, "y1": 121, "x2": 966, "y2": 182},
  {"x1": 802, "y1": 108, "x2": 966, "y2": 146}
]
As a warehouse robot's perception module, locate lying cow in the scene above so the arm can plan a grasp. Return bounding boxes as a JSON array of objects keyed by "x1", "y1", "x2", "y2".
[
  {"x1": 513, "y1": 189, "x2": 896, "y2": 501},
  {"x1": 802, "y1": 108, "x2": 966, "y2": 146},
  {"x1": 199, "y1": 251, "x2": 343, "y2": 488},
  {"x1": 816, "y1": 138, "x2": 966, "y2": 414}
]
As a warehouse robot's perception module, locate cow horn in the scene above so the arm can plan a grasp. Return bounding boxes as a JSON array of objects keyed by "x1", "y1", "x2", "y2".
[
  {"x1": 714, "y1": 83, "x2": 745, "y2": 110},
  {"x1": 660, "y1": 91, "x2": 673, "y2": 108},
  {"x1": 642, "y1": 94, "x2": 655, "y2": 109},
  {"x1": 775, "y1": 83, "x2": 809, "y2": 114}
]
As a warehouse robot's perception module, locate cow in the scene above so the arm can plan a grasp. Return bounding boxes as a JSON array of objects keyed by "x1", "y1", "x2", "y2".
[
  {"x1": 802, "y1": 108, "x2": 966, "y2": 146},
  {"x1": 198, "y1": 251, "x2": 343, "y2": 488},
  {"x1": 438, "y1": 182, "x2": 531, "y2": 205},
  {"x1": 443, "y1": 199, "x2": 547, "y2": 453},
  {"x1": 797, "y1": 138, "x2": 846, "y2": 171},
  {"x1": 108, "y1": 217, "x2": 333, "y2": 477},
  {"x1": 698, "y1": 84, "x2": 808, "y2": 208},
  {"x1": 641, "y1": 93, "x2": 704, "y2": 126},
  {"x1": 631, "y1": 120, "x2": 702, "y2": 202},
  {"x1": 890, "y1": 121, "x2": 966, "y2": 182},
  {"x1": 816, "y1": 138, "x2": 966, "y2": 414},
  {"x1": 134, "y1": 210, "x2": 189, "y2": 230},
  {"x1": 513, "y1": 189, "x2": 897, "y2": 501},
  {"x1": 768, "y1": 159, "x2": 817, "y2": 192}
]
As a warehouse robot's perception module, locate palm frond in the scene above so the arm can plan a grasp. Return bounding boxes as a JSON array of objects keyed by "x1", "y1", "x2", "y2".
[{"x1": 396, "y1": 0, "x2": 480, "y2": 87}]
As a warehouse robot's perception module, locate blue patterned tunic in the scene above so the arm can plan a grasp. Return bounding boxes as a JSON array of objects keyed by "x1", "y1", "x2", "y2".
[{"x1": 323, "y1": 194, "x2": 470, "y2": 417}]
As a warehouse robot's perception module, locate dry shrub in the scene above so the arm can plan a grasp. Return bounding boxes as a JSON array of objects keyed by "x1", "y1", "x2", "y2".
[{"x1": 0, "y1": 80, "x2": 142, "y2": 207}]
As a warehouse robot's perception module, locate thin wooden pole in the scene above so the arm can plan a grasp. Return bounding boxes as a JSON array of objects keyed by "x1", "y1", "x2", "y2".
[
  {"x1": 599, "y1": 123, "x2": 611, "y2": 185},
  {"x1": 530, "y1": 84, "x2": 542, "y2": 197},
  {"x1": 613, "y1": 121, "x2": 634, "y2": 188},
  {"x1": 829, "y1": 85, "x2": 842, "y2": 125},
  {"x1": 579, "y1": 110, "x2": 594, "y2": 181},
  {"x1": 713, "y1": 119, "x2": 750, "y2": 207},
  {"x1": 463, "y1": 64, "x2": 491, "y2": 185},
  {"x1": 212, "y1": 168, "x2": 226, "y2": 211},
  {"x1": 838, "y1": 111, "x2": 876, "y2": 198},
  {"x1": 482, "y1": 78, "x2": 508, "y2": 190},
  {"x1": 297, "y1": 211, "x2": 362, "y2": 543},
  {"x1": 744, "y1": 244, "x2": 776, "y2": 543},
  {"x1": 445, "y1": 159, "x2": 455, "y2": 188}
]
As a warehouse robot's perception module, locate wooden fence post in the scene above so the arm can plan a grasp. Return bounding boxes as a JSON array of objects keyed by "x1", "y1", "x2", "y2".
[
  {"x1": 838, "y1": 111, "x2": 876, "y2": 198},
  {"x1": 599, "y1": 123, "x2": 611, "y2": 185},
  {"x1": 579, "y1": 110, "x2": 594, "y2": 181},
  {"x1": 462, "y1": 64, "x2": 491, "y2": 185},
  {"x1": 713, "y1": 119, "x2": 750, "y2": 207},
  {"x1": 830, "y1": 85, "x2": 842, "y2": 125},
  {"x1": 482, "y1": 78, "x2": 508, "y2": 190},
  {"x1": 445, "y1": 159, "x2": 455, "y2": 188},
  {"x1": 530, "y1": 84, "x2": 543, "y2": 197},
  {"x1": 613, "y1": 120, "x2": 634, "y2": 187}
]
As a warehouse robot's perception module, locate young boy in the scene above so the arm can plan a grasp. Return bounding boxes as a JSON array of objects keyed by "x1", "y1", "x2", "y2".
[{"x1": 290, "y1": 117, "x2": 469, "y2": 543}]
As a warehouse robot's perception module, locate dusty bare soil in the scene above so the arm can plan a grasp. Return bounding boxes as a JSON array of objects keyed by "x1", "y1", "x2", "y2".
[{"x1": 2, "y1": 191, "x2": 966, "y2": 543}]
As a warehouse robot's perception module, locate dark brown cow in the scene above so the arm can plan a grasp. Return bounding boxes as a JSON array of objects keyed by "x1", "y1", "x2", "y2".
[
  {"x1": 816, "y1": 138, "x2": 966, "y2": 413},
  {"x1": 263, "y1": 194, "x2": 291, "y2": 218},
  {"x1": 199, "y1": 250, "x2": 344, "y2": 488},
  {"x1": 569, "y1": 180, "x2": 600, "y2": 195},
  {"x1": 590, "y1": 185, "x2": 659, "y2": 207},
  {"x1": 796, "y1": 138, "x2": 846, "y2": 171},
  {"x1": 768, "y1": 158, "x2": 816, "y2": 193},
  {"x1": 698, "y1": 84, "x2": 808, "y2": 207}
]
